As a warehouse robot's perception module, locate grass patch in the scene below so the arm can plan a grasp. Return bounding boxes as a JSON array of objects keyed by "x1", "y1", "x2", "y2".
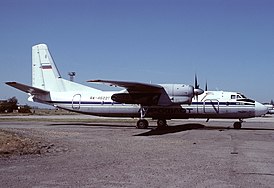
[{"x1": 0, "y1": 130, "x2": 41, "y2": 157}]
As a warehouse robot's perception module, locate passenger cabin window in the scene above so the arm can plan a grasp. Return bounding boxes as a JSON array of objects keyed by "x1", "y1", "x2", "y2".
[{"x1": 231, "y1": 95, "x2": 236, "y2": 99}]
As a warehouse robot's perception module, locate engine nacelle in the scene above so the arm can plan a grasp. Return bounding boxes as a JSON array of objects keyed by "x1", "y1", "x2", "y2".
[
  {"x1": 170, "y1": 96, "x2": 192, "y2": 104},
  {"x1": 112, "y1": 84, "x2": 196, "y2": 106},
  {"x1": 160, "y1": 84, "x2": 194, "y2": 104},
  {"x1": 160, "y1": 84, "x2": 194, "y2": 97}
]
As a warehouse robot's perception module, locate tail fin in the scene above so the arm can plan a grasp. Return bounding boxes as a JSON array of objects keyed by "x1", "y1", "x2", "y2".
[
  {"x1": 32, "y1": 44, "x2": 100, "y2": 92},
  {"x1": 32, "y1": 44, "x2": 63, "y2": 91}
]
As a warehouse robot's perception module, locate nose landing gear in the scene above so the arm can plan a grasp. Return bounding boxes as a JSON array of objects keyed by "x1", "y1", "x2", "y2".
[{"x1": 233, "y1": 119, "x2": 243, "y2": 129}]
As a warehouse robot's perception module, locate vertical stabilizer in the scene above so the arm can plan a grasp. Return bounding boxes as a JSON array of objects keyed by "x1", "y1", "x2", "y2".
[
  {"x1": 32, "y1": 44, "x2": 101, "y2": 93},
  {"x1": 32, "y1": 44, "x2": 63, "y2": 91}
]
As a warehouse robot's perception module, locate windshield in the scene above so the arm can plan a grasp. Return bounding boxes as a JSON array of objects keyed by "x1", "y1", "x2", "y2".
[
  {"x1": 235, "y1": 93, "x2": 254, "y2": 103},
  {"x1": 237, "y1": 93, "x2": 247, "y2": 99}
]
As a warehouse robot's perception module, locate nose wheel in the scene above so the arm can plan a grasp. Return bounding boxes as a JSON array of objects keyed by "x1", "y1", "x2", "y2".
[{"x1": 233, "y1": 121, "x2": 242, "y2": 129}]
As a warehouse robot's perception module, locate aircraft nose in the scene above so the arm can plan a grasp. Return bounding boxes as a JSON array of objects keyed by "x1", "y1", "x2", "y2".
[{"x1": 255, "y1": 101, "x2": 268, "y2": 117}]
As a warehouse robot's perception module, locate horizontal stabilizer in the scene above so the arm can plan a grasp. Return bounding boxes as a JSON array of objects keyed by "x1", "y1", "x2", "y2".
[{"x1": 6, "y1": 82, "x2": 49, "y2": 95}]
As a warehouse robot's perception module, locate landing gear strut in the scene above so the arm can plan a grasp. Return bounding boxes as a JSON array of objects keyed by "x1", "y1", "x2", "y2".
[{"x1": 136, "y1": 106, "x2": 149, "y2": 129}]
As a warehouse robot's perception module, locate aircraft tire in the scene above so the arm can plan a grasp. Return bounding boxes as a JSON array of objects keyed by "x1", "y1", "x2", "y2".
[
  {"x1": 233, "y1": 122, "x2": 242, "y2": 129},
  {"x1": 157, "y1": 119, "x2": 167, "y2": 127},
  {"x1": 136, "y1": 119, "x2": 149, "y2": 129}
]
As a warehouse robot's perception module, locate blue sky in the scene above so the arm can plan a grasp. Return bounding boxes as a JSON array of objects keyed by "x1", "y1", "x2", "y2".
[{"x1": 1, "y1": 0, "x2": 274, "y2": 106}]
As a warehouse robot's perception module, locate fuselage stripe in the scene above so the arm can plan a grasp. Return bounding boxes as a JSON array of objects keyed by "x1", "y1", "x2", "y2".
[{"x1": 47, "y1": 101, "x2": 255, "y2": 106}]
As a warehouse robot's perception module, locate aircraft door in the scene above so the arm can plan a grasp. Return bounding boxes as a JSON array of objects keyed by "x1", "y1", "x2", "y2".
[
  {"x1": 72, "y1": 94, "x2": 81, "y2": 109},
  {"x1": 203, "y1": 99, "x2": 219, "y2": 114}
]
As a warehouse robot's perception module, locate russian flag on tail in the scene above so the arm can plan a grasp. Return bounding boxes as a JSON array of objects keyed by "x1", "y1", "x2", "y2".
[{"x1": 42, "y1": 65, "x2": 52, "y2": 69}]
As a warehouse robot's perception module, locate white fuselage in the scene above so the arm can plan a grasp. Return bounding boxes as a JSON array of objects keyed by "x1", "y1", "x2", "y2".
[{"x1": 38, "y1": 89, "x2": 267, "y2": 120}]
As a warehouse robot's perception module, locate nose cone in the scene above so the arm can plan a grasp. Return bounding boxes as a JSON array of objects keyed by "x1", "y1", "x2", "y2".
[{"x1": 255, "y1": 101, "x2": 268, "y2": 117}]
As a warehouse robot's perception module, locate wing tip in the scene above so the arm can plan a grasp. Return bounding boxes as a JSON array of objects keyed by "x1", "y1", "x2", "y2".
[
  {"x1": 87, "y1": 79, "x2": 102, "y2": 83},
  {"x1": 5, "y1": 81, "x2": 17, "y2": 85}
]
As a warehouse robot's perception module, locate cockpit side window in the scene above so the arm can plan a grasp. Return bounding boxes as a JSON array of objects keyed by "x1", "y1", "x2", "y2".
[
  {"x1": 237, "y1": 93, "x2": 247, "y2": 99},
  {"x1": 231, "y1": 95, "x2": 236, "y2": 99},
  {"x1": 240, "y1": 94, "x2": 247, "y2": 98}
]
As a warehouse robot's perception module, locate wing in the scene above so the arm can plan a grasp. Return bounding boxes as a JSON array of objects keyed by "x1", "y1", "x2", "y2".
[
  {"x1": 88, "y1": 79, "x2": 172, "y2": 106},
  {"x1": 6, "y1": 82, "x2": 49, "y2": 95}
]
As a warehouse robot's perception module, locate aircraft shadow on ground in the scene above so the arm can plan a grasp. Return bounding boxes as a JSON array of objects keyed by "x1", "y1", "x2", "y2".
[
  {"x1": 46, "y1": 123, "x2": 274, "y2": 136},
  {"x1": 47, "y1": 122, "x2": 206, "y2": 135},
  {"x1": 204, "y1": 126, "x2": 274, "y2": 131},
  {"x1": 135, "y1": 124, "x2": 274, "y2": 136},
  {"x1": 135, "y1": 123, "x2": 205, "y2": 136}
]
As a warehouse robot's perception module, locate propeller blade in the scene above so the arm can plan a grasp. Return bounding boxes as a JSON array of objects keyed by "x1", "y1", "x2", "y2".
[
  {"x1": 195, "y1": 74, "x2": 198, "y2": 89},
  {"x1": 193, "y1": 74, "x2": 204, "y2": 96}
]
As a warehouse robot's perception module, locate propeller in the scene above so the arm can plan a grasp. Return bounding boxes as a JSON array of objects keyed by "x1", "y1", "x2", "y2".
[
  {"x1": 193, "y1": 74, "x2": 204, "y2": 99},
  {"x1": 193, "y1": 74, "x2": 204, "y2": 113}
]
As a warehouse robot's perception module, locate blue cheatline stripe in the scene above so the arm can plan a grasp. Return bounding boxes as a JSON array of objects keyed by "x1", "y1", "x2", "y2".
[
  {"x1": 47, "y1": 101, "x2": 121, "y2": 105},
  {"x1": 47, "y1": 101, "x2": 255, "y2": 106},
  {"x1": 191, "y1": 102, "x2": 254, "y2": 106}
]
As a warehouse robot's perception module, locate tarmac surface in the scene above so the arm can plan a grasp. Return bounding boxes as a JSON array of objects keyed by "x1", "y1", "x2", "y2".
[{"x1": 0, "y1": 115, "x2": 274, "y2": 188}]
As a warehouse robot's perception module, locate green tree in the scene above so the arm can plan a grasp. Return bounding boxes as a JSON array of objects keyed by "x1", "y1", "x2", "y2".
[
  {"x1": 18, "y1": 105, "x2": 32, "y2": 113},
  {"x1": 0, "y1": 97, "x2": 18, "y2": 113}
]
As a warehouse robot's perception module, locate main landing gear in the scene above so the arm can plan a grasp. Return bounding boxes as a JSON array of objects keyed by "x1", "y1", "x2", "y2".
[
  {"x1": 233, "y1": 119, "x2": 243, "y2": 129},
  {"x1": 136, "y1": 107, "x2": 168, "y2": 129},
  {"x1": 136, "y1": 119, "x2": 149, "y2": 129},
  {"x1": 136, "y1": 119, "x2": 168, "y2": 129},
  {"x1": 136, "y1": 107, "x2": 149, "y2": 129}
]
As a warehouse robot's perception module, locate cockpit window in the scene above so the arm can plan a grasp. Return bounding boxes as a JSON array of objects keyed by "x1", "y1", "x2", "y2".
[
  {"x1": 237, "y1": 95, "x2": 243, "y2": 99},
  {"x1": 236, "y1": 93, "x2": 247, "y2": 99},
  {"x1": 231, "y1": 95, "x2": 236, "y2": 99},
  {"x1": 236, "y1": 93, "x2": 254, "y2": 103}
]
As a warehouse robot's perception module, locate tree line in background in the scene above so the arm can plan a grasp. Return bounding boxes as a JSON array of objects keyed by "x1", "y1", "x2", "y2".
[{"x1": 0, "y1": 97, "x2": 31, "y2": 113}]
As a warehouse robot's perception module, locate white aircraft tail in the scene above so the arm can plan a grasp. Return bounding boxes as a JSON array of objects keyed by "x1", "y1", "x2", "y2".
[{"x1": 32, "y1": 44, "x2": 100, "y2": 92}]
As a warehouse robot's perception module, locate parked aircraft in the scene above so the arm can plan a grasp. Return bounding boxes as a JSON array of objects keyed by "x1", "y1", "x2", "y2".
[
  {"x1": 6, "y1": 44, "x2": 268, "y2": 129},
  {"x1": 264, "y1": 104, "x2": 274, "y2": 114}
]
